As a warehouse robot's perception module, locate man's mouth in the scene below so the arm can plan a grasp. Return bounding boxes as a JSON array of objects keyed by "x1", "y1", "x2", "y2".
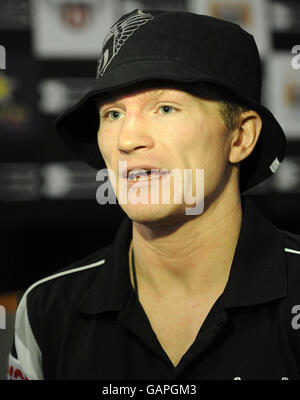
[
  {"x1": 127, "y1": 169, "x2": 169, "y2": 182},
  {"x1": 126, "y1": 167, "x2": 170, "y2": 182}
]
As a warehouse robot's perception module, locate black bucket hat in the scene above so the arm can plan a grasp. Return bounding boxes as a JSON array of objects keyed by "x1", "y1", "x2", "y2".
[{"x1": 55, "y1": 8, "x2": 286, "y2": 192}]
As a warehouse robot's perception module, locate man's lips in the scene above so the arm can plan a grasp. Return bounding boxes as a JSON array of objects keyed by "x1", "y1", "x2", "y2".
[
  {"x1": 127, "y1": 171, "x2": 170, "y2": 183},
  {"x1": 120, "y1": 164, "x2": 170, "y2": 179}
]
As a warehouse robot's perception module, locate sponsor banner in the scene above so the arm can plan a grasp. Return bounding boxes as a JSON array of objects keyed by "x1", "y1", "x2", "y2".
[
  {"x1": 38, "y1": 78, "x2": 93, "y2": 114},
  {"x1": 0, "y1": 52, "x2": 37, "y2": 162},
  {"x1": 31, "y1": 0, "x2": 119, "y2": 58},
  {"x1": 0, "y1": 162, "x2": 98, "y2": 201},
  {"x1": 272, "y1": 0, "x2": 300, "y2": 33},
  {"x1": 40, "y1": 162, "x2": 98, "y2": 199},
  {"x1": 121, "y1": 0, "x2": 187, "y2": 13},
  {"x1": 0, "y1": 71, "x2": 32, "y2": 133},
  {"x1": 187, "y1": 0, "x2": 271, "y2": 57},
  {"x1": 0, "y1": 61, "x2": 34, "y2": 133},
  {"x1": 264, "y1": 52, "x2": 300, "y2": 138},
  {"x1": 0, "y1": 51, "x2": 36, "y2": 131},
  {"x1": 0, "y1": 163, "x2": 40, "y2": 201},
  {"x1": 0, "y1": 0, "x2": 30, "y2": 30},
  {"x1": 274, "y1": 156, "x2": 300, "y2": 193}
]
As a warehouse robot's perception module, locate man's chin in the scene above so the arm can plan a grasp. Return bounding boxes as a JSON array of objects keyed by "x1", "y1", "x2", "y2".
[{"x1": 119, "y1": 203, "x2": 183, "y2": 225}]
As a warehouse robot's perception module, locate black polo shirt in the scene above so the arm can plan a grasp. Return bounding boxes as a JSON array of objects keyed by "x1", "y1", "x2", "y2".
[{"x1": 7, "y1": 196, "x2": 300, "y2": 380}]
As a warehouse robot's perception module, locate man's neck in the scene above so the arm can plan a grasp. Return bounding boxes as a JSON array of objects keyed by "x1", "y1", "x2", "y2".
[{"x1": 130, "y1": 191, "x2": 242, "y2": 301}]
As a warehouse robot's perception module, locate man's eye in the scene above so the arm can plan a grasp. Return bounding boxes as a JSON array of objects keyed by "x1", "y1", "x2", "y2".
[
  {"x1": 105, "y1": 110, "x2": 122, "y2": 120},
  {"x1": 159, "y1": 105, "x2": 175, "y2": 115}
]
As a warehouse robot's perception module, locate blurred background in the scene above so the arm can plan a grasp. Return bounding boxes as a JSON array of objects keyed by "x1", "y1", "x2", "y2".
[{"x1": 1, "y1": 0, "x2": 300, "y2": 379}]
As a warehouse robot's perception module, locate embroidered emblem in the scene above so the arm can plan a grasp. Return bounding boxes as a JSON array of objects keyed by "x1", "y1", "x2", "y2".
[{"x1": 96, "y1": 9, "x2": 154, "y2": 80}]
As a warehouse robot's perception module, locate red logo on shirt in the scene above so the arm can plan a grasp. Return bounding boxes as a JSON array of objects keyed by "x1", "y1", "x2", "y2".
[
  {"x1": 8, "y1": 354, "x2": 28, "y2": 380},
  {"x1": 8, "y1": 365, "x2": 27, "y2": 380}
]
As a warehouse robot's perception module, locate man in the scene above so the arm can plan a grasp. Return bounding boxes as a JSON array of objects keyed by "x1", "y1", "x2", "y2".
[{"x1": 8, "y1": 9, "x2": 300, "y2": 380}]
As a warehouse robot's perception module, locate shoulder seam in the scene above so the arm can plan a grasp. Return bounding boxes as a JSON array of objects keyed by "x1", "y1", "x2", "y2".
[
  {"x1": 285, "y1": 248, "x2": 300, "y2": 255},
  {"x1": 20, "y1": 258, "x2": 106, "y2": 301}
]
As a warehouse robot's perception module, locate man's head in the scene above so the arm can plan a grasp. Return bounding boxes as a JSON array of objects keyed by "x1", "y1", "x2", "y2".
[
  {"x1": 95, "y1": 80, "x2": 262, "y2": 222},
  {"x1": 55, "y1": 9, "x2": 286, "y2": 196}
]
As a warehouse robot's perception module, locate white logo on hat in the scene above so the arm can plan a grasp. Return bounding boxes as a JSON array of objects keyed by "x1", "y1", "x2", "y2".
[{"x1": 96, "y1": 9, "x2": 154, "y2": 80}]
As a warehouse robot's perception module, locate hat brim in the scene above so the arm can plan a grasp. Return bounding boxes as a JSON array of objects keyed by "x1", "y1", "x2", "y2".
[{"x1": 55, "y1": 60, "x2": 286, "y2": 192}]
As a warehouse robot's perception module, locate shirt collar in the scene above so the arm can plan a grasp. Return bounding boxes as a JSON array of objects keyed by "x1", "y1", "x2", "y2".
[{"x1": 76, "y1": 196, "x2": 287, "y2": 314}]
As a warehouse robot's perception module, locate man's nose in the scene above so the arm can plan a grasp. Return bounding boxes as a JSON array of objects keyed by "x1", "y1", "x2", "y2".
[{"x1": 117, "y1": 111, "x2": 154, "y2": 154}]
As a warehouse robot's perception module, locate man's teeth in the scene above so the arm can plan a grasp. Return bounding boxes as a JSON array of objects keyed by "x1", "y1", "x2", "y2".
[
  {"x1": 128, "y1": 169, "x2": 150, "y2": 180},
  {"x1": 127, "y1": 168, "x2": 170, "y2": 181}
]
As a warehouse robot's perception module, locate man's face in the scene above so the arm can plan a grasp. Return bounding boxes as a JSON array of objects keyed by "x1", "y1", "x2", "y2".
[{"x1": 97, "y1": 84, "x2": 233, "y2": 225}]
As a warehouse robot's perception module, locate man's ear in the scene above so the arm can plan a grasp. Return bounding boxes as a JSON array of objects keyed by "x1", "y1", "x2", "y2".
[{"x1": 228, "y1": 110, "x2": 262, "y2": 164}]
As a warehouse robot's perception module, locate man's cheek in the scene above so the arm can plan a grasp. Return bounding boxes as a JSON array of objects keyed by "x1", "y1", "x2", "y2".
[{"x1": 98, "y1": 140, "x2": 111, "y2": 166}]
